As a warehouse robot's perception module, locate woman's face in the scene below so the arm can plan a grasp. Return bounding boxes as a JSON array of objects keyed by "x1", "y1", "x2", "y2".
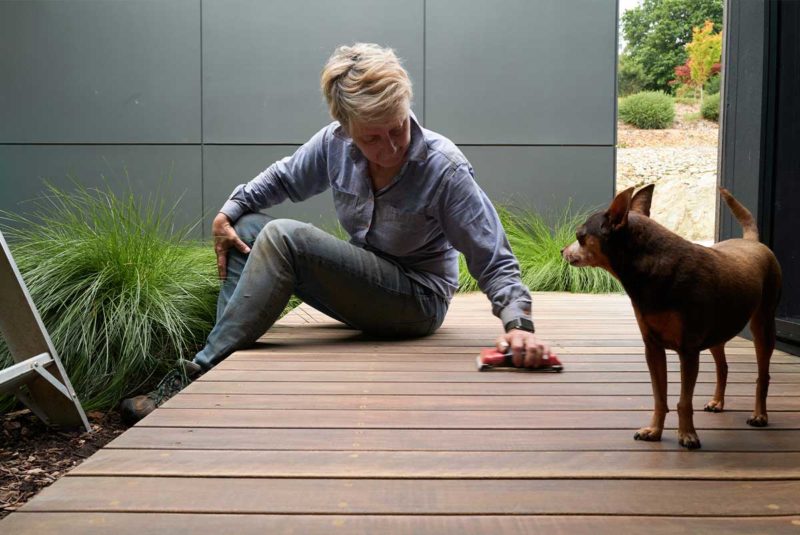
[{"x1": 348, "y1": 113, "x2": 411, "y2": 170}]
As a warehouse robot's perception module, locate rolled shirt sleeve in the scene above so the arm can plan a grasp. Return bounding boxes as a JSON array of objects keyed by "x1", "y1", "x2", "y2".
[
  {"x1": 433, "y1": 163, "x2": 533, "y2": 327},
  {"x1": 220, "y1": 126, "x2": 331, "y2": 223}
]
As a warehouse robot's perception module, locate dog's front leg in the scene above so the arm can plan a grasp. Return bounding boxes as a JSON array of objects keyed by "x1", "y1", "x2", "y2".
[
  {"x1": 677, "y1": 350, "x2": 701, "y2": 449},
  {"x1": 634, "y1": 342, "x2": 668, "y2": 442}
]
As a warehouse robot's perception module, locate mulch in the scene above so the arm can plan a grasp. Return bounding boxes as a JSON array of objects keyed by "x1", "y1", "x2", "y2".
[{"x1": 0, "y1": 408, "x2": 128, "y2": 520}]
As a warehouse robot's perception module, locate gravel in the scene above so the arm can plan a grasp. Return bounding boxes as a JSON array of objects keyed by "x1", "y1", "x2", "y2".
[{"x1": 616, "y1": 102, "x2": 720, "y2": 243}]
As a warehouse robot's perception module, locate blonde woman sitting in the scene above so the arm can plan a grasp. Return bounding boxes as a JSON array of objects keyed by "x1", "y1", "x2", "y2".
[{"x1": 122, "y1": 43, "x2": 550, "y2": 423}]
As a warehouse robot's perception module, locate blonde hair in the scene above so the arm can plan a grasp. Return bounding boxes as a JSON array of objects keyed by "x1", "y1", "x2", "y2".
[{"x1": 321, "y1": 43, "x2": 412, "y2": 131}]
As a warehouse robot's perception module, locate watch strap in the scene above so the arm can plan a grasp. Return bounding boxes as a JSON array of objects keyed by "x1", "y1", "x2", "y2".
[{"x1": 504, "y1": 317, "x2": 535, "y2": 333}]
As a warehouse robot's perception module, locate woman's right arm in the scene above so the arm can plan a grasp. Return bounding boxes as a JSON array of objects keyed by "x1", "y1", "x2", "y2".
[
  {"x1": 213, "y1": 124, "x2": 332, "y2": 279},
  {"x1": 219, "y1": 125, "x2": 332, "y2": 222}
]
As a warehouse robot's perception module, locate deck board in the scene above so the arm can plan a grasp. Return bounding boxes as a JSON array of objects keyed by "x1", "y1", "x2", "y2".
[
  {"x1": 3, "y1": 292, "x2": 799, "y2": 533},
  {"x1": 3, "y1": 514, "x2": 800, "y2": 535}
]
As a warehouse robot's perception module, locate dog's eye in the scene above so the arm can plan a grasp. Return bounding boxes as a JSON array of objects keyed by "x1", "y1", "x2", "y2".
[{"x1": 576, "y1": 229, "x2": 586, "y2": 246}]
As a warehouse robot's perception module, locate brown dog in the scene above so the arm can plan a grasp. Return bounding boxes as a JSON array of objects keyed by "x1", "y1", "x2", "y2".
[{"x1": 562, "y1": 185, "x2": 781, "y2": 449}]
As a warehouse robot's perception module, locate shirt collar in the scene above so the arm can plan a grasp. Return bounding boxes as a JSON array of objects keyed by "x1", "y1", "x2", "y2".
[
  {"x1": 406, "y1": 110, "x2": 428, "y2": 162},
  {"x1": 333, "y1": 110, "x2": 428, "y2": 163}
]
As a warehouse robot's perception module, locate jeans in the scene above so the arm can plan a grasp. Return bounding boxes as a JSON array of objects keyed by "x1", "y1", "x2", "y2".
[{"x1": 193, "y1": 213, "x2": 449, "y2": 370}]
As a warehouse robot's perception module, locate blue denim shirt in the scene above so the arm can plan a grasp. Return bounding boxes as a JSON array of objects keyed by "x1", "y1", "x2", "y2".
[{"x1": 220, "y1": 114, "x2": 532, "y2": 327}]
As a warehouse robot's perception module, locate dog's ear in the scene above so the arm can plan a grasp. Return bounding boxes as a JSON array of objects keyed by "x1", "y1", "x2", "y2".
[
  {"x1": 630, "y1": 184, "x2": 655, "y2": 217},
  {"x1": 606, "y1": 187, "x2": 634, "y2": 230}
]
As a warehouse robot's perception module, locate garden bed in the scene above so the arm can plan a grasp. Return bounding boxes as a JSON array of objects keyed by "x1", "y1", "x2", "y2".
[{"x1": 0, "y1": 409, "x2": 127, "y2": 519}]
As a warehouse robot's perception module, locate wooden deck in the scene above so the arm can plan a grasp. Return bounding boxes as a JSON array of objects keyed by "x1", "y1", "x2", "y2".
[{"x1": 3, "y1": 292, "x2": 800, "y2": 534}]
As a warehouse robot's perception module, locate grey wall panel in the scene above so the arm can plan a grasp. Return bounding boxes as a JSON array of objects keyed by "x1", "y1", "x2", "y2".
[
  {"x1": 0, "y1": 145, "x2": 203, "y2": 233},
  {"x1": 718, "y1": 0, "x2": 766, "y2": 240},
  {"x1": 461, "y1": 146, "x2": 614, "y2": 214},
  {"x1": 426, "y1": 0, "x2": 616, "y2": 145},
  {"x1": 202, "y1": 145, "x2": 339, "y2": 234},
  {"x1": 202, "y1": 0, "x2": 425, "y2": 144},
  {"x1": 0, "y1": 0, "x2": 201, "y2": 143}
]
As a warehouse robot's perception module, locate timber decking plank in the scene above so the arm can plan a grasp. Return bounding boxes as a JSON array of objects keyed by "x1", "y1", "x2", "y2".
[
  {"x1": 137, "y1": 408, "x2": 800, "y2": 429},
  {"x1": 71, "y1": 448, "x2": 800, "y2": 479},
  {"x1": 106, "y1": 427, "x2": 800, "y2": 452},
  {"x1": 193, "y1": 370, "x2": 800, "y2": 383},
  {"x1": 4, "y1": 514, "x2": 800, "y2": 535},
  {"x1": 160, "y1": 393, "x2": 800, "y2": 411},
  {"x1": 228, "y1": 351, "x2": 798, "y2": 363},
  {"x1": 250, "y1": 338, "x2": 750, "y2": 347},
  {"x1": 183, "y1": 380, "x2": 800, "y2": 396},
  {"x1": 20, "y1": 477, "x2": 800, "y2": 516},
  {"x1": 236, "y1": 344, "x2": 779, "y2": 355},
  {"x1": 212, "y1": 360, "x2": 800, "y2": 373}
]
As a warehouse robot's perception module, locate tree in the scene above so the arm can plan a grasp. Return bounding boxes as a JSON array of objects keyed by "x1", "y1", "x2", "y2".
[
  {"x1": 621, "y1": 0, "x2": 723, "y2": 92},
  {"x1": 686, "y1": 20, "x2": 723, "y2": 100},
  {"x1": 618, "y1": 52, "x2": 648, "y2": 97}
]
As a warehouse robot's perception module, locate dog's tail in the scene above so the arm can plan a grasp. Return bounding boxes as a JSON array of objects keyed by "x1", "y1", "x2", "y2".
[{"x1": 719, "y1": 187, "x2": 759, "y2": 241}]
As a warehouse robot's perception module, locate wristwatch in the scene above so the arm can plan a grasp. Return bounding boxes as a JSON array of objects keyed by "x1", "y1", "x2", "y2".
[{"x1": 504, "y1": 317, "x2": 535, "y2": 333}]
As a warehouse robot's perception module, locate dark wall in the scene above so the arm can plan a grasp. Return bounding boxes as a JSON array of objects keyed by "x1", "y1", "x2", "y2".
[
  {"x1": 720, "y1": 0, "x2": 800, "y2": 353},
  {"x1": 765, "y1": 1, "x2": 800, "y2": 342},
  {"x1": 718, "y1": 0, "x2": 767, "y2": 238}
]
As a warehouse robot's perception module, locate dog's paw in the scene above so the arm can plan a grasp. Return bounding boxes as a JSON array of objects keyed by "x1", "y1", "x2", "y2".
[
  {"x1": 633, "y1": 427, "x2": 662, "y2": 441},
  {"x1": 704, "y1": 399, "x2": 724, "y2": 412},
  {"x1": 678, "y1": 431, "x2": 702, "y2": 450},
  {"x1": 747, "y1": 414, "x2": 769, "y2": 427}
]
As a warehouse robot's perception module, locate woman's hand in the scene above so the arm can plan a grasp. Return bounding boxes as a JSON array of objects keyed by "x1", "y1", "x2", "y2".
[
  {"x1": 495, "y1": 329, "x2": 552, "y2": 368},
  {"x1": 212, "y1": 213, "x2": 251, "y2": 280}
]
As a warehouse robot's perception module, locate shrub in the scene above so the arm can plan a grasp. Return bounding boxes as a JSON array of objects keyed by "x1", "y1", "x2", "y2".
[
  {"x1": 618, "y1": 53, "x2": 648, "y2": 97},
  {"x1": 704, "y1": 74, "x2": 721, "y2": 95},
  {"x1": 0, "y1": 183, "x2": 220, "y2": 411},
  {"x1": 458, "y1": 205, "x2": 623, "y2": 294},
  {"x1": 618, "y1": 91, "x2": 675, "y2": 129},
  {"x1": 701, "y1": 92, "x2": 721, "y2": 121},
  {"x1": 669, "y1": 60, "x2": 693, "y2": 94}
]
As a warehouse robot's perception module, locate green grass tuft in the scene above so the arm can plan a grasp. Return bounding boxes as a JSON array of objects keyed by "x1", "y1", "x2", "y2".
[
  {"x1": 0, "y1": 183, "x2": 220, "y2": 410},
  {"x1": 701, "y1": 92, "x2": 720, "y2": 122},
  {"x1": 459, "y1": 204, "x2": 623, "y2": 295}
]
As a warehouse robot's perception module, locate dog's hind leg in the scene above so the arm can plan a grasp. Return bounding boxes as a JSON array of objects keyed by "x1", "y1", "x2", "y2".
[
  {"x1": 704, "y1": 344, "x2": 727, "y2": 413},
  {"x1": 747, "y1": 307, "x2": 776, "y2": 427},
  {"x1": 634, "y1": 342, "x2": 668, "y2": 442},
  {"x1": 677, "y1": 349, "x2": 701, "y2": 449}
]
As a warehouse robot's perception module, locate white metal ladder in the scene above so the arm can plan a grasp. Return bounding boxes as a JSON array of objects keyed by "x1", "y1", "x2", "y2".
[{"x1": 0, "y1": 230, "x2": 90, "y2": 431}]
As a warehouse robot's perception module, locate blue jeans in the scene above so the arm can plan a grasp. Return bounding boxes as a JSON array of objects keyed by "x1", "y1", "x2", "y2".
[{"x1": 193, "y1": 214, "x2": 449, "y2": 370}]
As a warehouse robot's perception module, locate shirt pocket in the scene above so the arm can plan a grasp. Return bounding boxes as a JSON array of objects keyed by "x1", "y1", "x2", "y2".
[
  {"x1": 373, "y1": 203, "x2": 432, "y2": 257},
  {"x1": 331, "y1": 187, "x2": 361, "y2": 239}
]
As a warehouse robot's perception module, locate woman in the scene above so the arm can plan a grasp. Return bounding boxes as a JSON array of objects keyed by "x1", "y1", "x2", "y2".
[{"x1": 121, "y1": 43, "x2": 551, "y2": 424}]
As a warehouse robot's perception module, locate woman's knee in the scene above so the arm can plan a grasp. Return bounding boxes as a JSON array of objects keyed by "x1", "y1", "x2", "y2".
[
  {"x1": 233, "y1": 213, "x2": 272, "y2": 245},
  {"x1": 257, "y1": 218, "x2": 316, "y2": 255}
]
